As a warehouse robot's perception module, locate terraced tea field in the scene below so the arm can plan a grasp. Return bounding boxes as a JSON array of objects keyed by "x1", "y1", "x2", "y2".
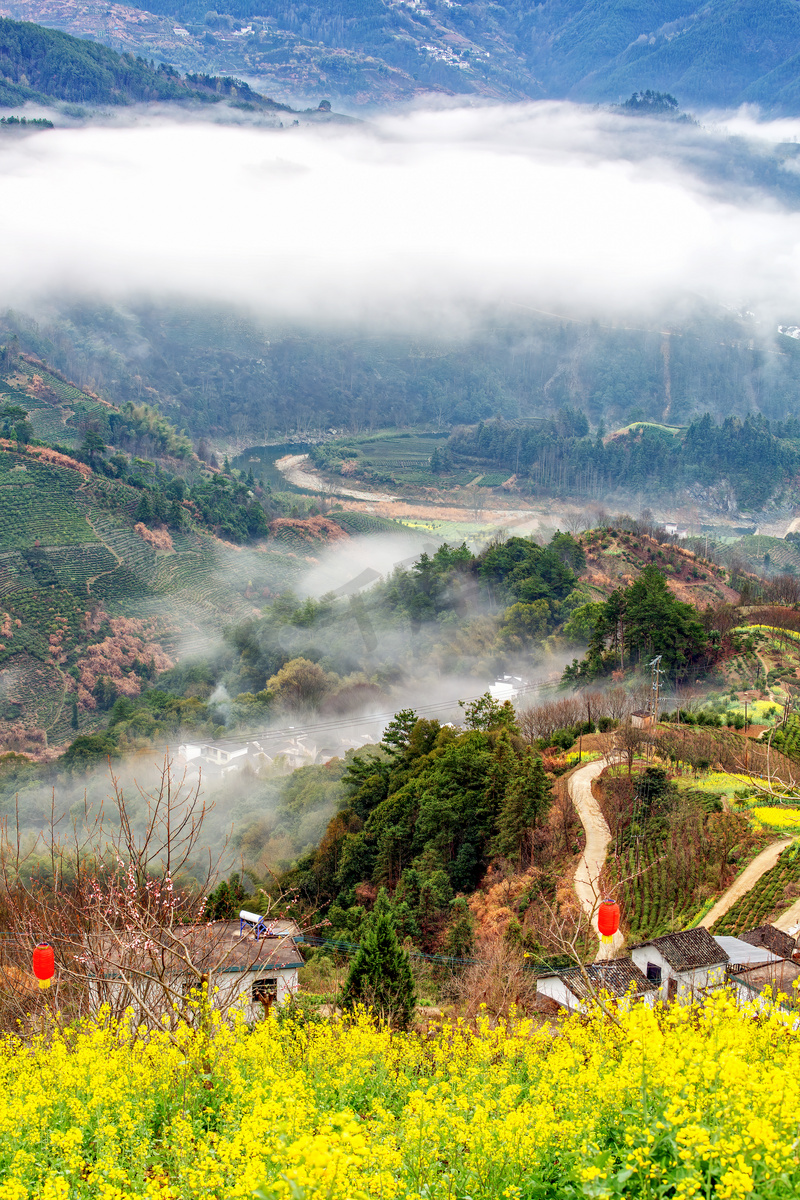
[
  {"x1": 0, "y1": 459, "x2": 97, "y2": 551},
  {"x1": 10, "y1": 359, "x2": 111, "y2": 448},
  {"x1": 615, "y1": 838, "x2": 710, "y2": 942}
]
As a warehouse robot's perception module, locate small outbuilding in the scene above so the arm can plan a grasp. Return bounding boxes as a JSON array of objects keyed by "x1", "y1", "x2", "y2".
[
  {"x1": 738, "y1": 924, "x2": 797, "y2": 961},
  {"x1": 535, "y1": 957, "x2": 657, "y2": 1013},
  {"x1": 89, "y1": 913, "x2": 304, "y2": 1026}
]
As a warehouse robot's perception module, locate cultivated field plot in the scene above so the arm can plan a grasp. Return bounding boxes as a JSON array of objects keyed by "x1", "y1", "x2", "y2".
[
  {"x1": 0, "y1": 587, "x2": 86, "y2": 666},
  {"x1": 0, "y1": 650, "x2": 67, "y2": 734},
  {"x1": 615, "y1": 833, "x2": 710, "y2": 942},
  {"x1": 330, "y1": 510, "x2": 410, "y2": 535},
  {"x1": 86, "y1": 512, "x2": 156, "y2": 582},
  {"x1": 725, "y1": 534, "x2": 800, "y2": 573},
  {"x1": 0, "y1": 470, "x2": 96, "y2": 550},
  {"x1": 0, "y1": 551, "x2": 38, "y2": 598},
  {"x1": 359, "y1": 434, "x2": 478, "y2": 487}
]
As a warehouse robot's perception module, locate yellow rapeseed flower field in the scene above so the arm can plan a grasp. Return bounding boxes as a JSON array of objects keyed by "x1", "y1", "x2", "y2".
[
  {"x1": 750, "y1": 807, "x2": 800, "y2": 830},
  {"x1": 1, "y1": 995, "x2": 799, "y2": 1198}
]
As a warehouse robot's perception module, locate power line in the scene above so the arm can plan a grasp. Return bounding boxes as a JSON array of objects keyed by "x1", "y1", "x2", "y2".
[{"x1": 144, "y1": 675, "x2": 561, "y2": 760}]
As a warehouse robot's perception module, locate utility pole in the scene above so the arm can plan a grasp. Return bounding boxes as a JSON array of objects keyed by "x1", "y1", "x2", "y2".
[
  {"x1": 648, "y1": 655, "x2": 664, "y2": 763},
  {"x1": 744, "y1": 699, "x2": 749, "y2": 771}
]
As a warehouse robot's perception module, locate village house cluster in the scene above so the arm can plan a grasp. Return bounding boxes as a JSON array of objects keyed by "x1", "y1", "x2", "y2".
[{"x1": 536, "y1": 925, "x2": 800, "y2": 1012}]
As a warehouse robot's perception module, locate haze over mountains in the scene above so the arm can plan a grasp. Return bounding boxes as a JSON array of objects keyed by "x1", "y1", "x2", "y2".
[{"x1": 3, "y1": 0, "x2": 800, "y2": 112}]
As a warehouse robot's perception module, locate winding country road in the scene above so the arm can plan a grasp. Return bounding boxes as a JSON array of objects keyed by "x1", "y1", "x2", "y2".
[
  {"x1": 275, "y1": 453, "x2": 399, "y2": 502},
  {"x1": 698, "y1": 838, "x2": 793, "y2": 930},
  {"x1": 568, "y1": 759, "x2": 625, "y2": 961}
]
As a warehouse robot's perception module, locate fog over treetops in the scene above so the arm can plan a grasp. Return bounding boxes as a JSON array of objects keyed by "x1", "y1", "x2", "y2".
[{"x1": 4, "y1": 102, "x2": 800, "y2": 330}]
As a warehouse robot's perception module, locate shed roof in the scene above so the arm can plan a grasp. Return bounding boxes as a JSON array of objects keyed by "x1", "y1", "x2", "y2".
[
  {"x1": 633, "y1": 927, "x2": 729, "y2": 971},
  {"x1": 89, "y1": 918, "x2": 303, "y2": 978},
  {"x1": 713, "y1": 935, "x2": 782, "y2": 970},
  {"x1": 544, "y1": 957, "x2": 657, "y2": 1002},
  {"x1": 739, "y1": 925, "x2": 797, "y2": 961}
]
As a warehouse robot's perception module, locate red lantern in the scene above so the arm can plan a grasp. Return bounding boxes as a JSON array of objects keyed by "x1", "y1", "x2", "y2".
[
  {"x1": 32, "y1": 944, "x2": 55, "y2": 990},
  {"x1": 597, "y1": 900, "x2": 620, "y2": 945}
]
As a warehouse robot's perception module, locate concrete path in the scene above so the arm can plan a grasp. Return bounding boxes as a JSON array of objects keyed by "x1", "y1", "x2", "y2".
[
  {"x1": 698, "y1": 838, "x2": 793, "y2": 930},
  {"x1": 568, "y1": 759, "x2": 624, "y2": 961}
]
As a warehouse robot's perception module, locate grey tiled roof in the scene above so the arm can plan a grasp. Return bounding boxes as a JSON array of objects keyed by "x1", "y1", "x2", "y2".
[
  {"x1": 739, "y1": 925, "x2": 797, "y2": 961},
  {"x1": 634, "y1": 927, "x2": 729, "y2": 971},
  {"x1": 557, "y1": 957, "x2": 656, "y2": 1002}
]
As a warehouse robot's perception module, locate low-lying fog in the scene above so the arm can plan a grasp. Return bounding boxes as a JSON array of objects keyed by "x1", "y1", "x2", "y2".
[{"x1": 4, "y1": 101, "x2": 800, "y2": 331}]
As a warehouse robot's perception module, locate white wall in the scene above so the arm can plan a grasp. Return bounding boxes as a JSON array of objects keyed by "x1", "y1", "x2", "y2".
[
  {"x1": 92, "y1": 965, "x2": 299, "y2": 1026},
  {"x1": 536, "y1": 975, "x2": 577, "y2": 1010},
  {"x1": 630, "y1": 945, "x2": 727, "y2": 1004}
]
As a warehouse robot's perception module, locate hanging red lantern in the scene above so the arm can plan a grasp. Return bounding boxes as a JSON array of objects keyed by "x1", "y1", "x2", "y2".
[
  {"x1": 597, "y1": 900, "x2": 620, "y2": 944},
  {"x1": 32, "y1": 944, "x2": 55, "y2": 990}
]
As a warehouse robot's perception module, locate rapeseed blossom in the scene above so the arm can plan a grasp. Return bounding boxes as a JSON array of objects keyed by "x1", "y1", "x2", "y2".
[
  {"x1": 0, "y1": 994, "x2": 797, "y2": 1197},
  {"x1": 750, "y1": 806, "x2": 800, "y2": 830}
]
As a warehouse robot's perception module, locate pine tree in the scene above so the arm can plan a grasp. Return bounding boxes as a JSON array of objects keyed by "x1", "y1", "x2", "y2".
[
  {"x1": 494, "y1": 750, "x2": 553, "y2": 869},
  {"x1": 444, "y1": 896, "x2": 474, "y2": 960},
  {"x1": 483, "y1": 729, "x2": 517, "y2": 813},
  {"x1": 341, "y1": 900, "x2": 417, "y2": 1029},
  {"x1": 134, "y1": 493, "x2": 153, "y2": 524}
]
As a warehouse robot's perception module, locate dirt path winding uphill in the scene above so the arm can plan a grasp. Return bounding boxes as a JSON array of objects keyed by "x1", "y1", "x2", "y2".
[
  {"x1": 568, "y1": 759, "x2": 624, "y2": 961},
  {"x1": 698, "y1": 838, "x2": 793, "y2": 930}
]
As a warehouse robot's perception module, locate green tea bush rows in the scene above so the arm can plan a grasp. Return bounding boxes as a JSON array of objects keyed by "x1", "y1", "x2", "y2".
[
  {"x1": 770, "y1": 715, "x2": 800, "y2": 759},
  {"x1": 30, "y1": 545, "x2": 119, "y2": 593},
  {"x1": 616, "y1": 837, "x2": 706, "y2": 941},
  {"x1": 331, "y1": 511, "x2": 408, "y2": 535},
  {"x1": 0, "y1": 476, "x2": 97, "y2": 550},
  {"x1": 87, "y1": 513, "x2": 156, "y2": 580},
  {"x1": 0, "y1": 551, "x2": 37, "y2": 597}
]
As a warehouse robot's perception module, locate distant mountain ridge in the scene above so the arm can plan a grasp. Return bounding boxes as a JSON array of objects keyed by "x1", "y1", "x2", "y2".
[{"x1": 3, "y1": 0, "x2": 800, "y2": 111}]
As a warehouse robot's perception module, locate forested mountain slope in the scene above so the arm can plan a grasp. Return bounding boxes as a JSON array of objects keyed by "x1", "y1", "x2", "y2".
[
  {"x1": 7, "y1": 304, "x2": 800, "y2": 451},
  {"x1": 0, "y1": 16, "x2": 292, "y2": 108},
  {"x1": 7, "y1": 0, "x2": 800, "y2": 111},
  {"x1": 0, "y1": 343, "x2": 370, "y2": 753}
]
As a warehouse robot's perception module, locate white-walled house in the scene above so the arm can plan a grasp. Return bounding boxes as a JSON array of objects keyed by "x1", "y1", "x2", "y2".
[
  {"x1": 178, "y1": 741, "x2": 274, "y2": 779},
  {"x1": 89, "y1": 914, "x2": 304, "y2": 1025},
  {"x1": 536, "y1": 957, "x2": 657, "y2": 1013},
  {"x1": 629, "y1": 928, "x2": 729, "y2": 1004}
]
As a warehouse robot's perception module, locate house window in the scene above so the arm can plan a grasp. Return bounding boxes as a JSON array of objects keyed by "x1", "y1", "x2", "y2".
[
  {"x1": 646, "y1": 962, "x2": 662, "y2": 984},
  {"x1": 252, "y1": 977, "x2": 278, "y2": 1004}
]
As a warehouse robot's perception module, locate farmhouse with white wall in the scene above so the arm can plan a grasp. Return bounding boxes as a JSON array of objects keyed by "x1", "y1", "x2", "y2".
[
  {"x1": 536, "y1": 956, "x2": 657, "y2": 1013},
  {"x1": 90, "y1": 912, "x2": 304, "y2": 1026},
  {"x1": 629, "y1": 928, "x2": 729, "y2": 1003}
]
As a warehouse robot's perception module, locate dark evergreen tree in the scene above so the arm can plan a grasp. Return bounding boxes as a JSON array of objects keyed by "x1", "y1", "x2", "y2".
[
  {"x1": 134, "y1": 493, "x2": 153, "y2": 523},
  {"x1": 444, "y1": 896, "x2": 474, "y2": 960},
  {"x1": 494, "y1": 750, "x2": 553, "y2": 868},
  {"x1": 341, "y1": 895, "x2": 417, "y2": 1029}
]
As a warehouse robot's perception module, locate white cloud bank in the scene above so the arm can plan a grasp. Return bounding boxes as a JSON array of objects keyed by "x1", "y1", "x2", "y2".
[{"x1": 1, "y1": 101, "x2": 799, "y2": 327}]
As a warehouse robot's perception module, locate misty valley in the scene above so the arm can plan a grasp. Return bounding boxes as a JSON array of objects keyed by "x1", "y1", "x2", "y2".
[{"x1": 4, "y1": 6, "x2": 800, "y2": 1199}]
